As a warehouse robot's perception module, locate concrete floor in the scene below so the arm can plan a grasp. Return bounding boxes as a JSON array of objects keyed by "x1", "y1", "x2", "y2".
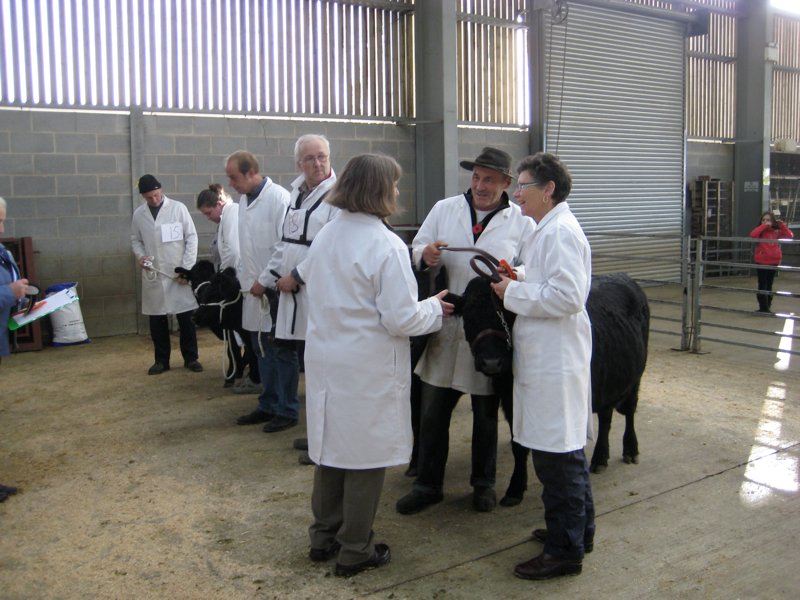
[{"x1": 1, "y1": 273, "x2": 799, "y2": 599}]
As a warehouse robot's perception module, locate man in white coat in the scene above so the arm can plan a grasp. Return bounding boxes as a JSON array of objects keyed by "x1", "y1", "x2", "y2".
[
  {"x1": 225, "y1": 151, "x2": 298, "y2": 433},
  {"x1": 396, "y1": 148, "x2": 534, "y2": 515},
  {"x1": 131, "y1": 174, "x2": 202, "y2": 375},
  {"x1": 267, "y1": 134, "x2": 339, "y2": 459}
]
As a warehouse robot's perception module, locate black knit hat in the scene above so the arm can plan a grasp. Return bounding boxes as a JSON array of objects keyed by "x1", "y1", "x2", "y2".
[
  {"x1": 459, "y1": 147, "x2": 514, "y2": 179},
  {"x1": 138, "y1": 174, "x2": 162, "y2": 194}
]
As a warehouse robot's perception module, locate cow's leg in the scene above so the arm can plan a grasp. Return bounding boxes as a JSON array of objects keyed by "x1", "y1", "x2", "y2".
[
  {"x1": 496, "y1": 382, "x2": 527, "y2": 506},
  {"x1": 591, "y1": 408, "x2": 613, "y2": 474},
  {"x1": 501, "y1": 439, "x2": 529, "y2": 507},
  {"x1": 406, "y1": 374, "x2": 423, "y2": 477},
  {"x1": 620, "y1": 384, "x2": 640, "y2": 464},
  {"x1": 240, "y1": 329, "x2": 261, "y2": 384},
  {"x1": 622, "y1": 410, "x2": 639, "y2": 464}
]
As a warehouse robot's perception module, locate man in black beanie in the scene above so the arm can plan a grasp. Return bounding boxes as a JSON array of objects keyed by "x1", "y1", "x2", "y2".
[{"x1": 131, "y1": 174, "x2": 203, "y2": 375}]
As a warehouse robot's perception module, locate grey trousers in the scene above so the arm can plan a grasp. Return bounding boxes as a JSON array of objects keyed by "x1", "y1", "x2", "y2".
[{"x1": 309, "y1": 464, "x2": 386, "y2": 565}]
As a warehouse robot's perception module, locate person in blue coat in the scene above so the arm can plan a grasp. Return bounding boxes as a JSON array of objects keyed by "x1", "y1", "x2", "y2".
[{"x1": 0, "y1": 196, "x2": 25, "y2": 501}]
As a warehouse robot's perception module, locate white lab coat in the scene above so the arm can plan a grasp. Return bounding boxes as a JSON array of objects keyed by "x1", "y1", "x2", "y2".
[
  {"x1": 503, "y1": 202, "x2": 593, "y2": 453},
  {"x1": 211, "y1": 201, "x2": 240, "y2": 272},
  {"x1": 412, "y1": 193, "x2": 534, "y2": 395},
  {"x1": 131, "y1": 196, "x2": 198, "y2": 315},
  {"x1": 304, "y1": 211, "x2": 444, "y2": 469},
  {"x1": 237, "y1": 177, "x2": 290, "y2": 333},
  {"x1": 266, "y1": 170, "x2": 339, "y2": 340}
]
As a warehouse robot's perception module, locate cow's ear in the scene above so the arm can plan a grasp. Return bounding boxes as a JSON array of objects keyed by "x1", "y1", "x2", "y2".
[
  {"x1": 222, "y1": 267, "x2": 237, "y2": 278},
  {"x1": 175, "y1": 267, "x2": 190, "y2": 276},
  {"x1": 444, "y1": 292, "x2": 463, "y2": 316}
]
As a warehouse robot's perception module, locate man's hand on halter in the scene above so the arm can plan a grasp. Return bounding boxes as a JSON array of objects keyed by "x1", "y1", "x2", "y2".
[
  {"x1": 276, "y1": 273, "x2": 299, "y2": 293},
  {"x1": 423, "y1": 240, "x2": 448, "y2": 268},
  {"x1": 250, "y1": 281, "x2": 267, "y2": 299}
]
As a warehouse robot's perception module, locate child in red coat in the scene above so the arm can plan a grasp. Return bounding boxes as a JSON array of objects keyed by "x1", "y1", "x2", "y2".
[{"x1": 750, "y1": 211, "x2": 793, "y2": 313}]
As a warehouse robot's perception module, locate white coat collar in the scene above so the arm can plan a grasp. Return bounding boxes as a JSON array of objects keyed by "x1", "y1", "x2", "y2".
[
  {"x1": 534, "y1": 201, "x2": 571, "y2": 231},
  {"x1": 291, "y1": 169, "x2": 337, "y2": 196},
  {"x1": 242, "y1": 177, "x2": 274, "y2": 210}
]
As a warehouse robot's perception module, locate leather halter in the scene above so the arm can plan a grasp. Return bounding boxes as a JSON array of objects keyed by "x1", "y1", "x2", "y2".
[{"x1": 441, "y1": 246, "x2": 512, "y2": 352}]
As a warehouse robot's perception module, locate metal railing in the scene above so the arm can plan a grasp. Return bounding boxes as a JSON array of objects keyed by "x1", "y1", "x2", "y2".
[{"x1": 588, "y1": 231, "x2": 800, "y2": 358}]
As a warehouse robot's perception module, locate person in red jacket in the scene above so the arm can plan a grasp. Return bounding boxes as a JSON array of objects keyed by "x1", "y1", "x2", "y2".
[{"x1": 750, "y1": 211, "x2": 793, "y2": 313}]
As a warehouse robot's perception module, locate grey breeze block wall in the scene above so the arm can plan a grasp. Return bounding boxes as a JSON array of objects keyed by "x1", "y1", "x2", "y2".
[{"x1": 1, "y1": 108, "x2": 526, "y2": 341}]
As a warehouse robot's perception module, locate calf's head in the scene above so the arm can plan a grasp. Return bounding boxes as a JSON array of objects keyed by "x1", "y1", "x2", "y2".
[{"x1": 460, "y1": 276, "x2": 516, "y2": 376}]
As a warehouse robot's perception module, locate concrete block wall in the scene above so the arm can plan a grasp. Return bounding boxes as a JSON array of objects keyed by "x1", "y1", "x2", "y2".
[
  {"x1": 687, "y1": 141, "x2": 735, "y2": 183},
  {"x1": 0, "y1": 108, "x2": 419, "y2": 340},
  {"x1": 0, "y1": 109, "x2": 138, "y2": 338}
]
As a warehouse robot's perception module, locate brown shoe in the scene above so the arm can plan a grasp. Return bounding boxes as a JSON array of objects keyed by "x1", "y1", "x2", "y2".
[
  {"x1": 514, "y1": 552, "x2": 582, "y2": 580},
  {"x1": 531, "y1": 528, "x2": 594, "y2": 553}
]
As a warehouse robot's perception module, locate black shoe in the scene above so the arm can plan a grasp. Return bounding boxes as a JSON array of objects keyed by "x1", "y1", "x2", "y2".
[
  {"x1": 532, "y1": 528, "x2": 594, "y2": 554},
  {"x1": 396, "y1": 490, "x2": 443, "y2": 515},
  {"x1": 0, "y1": 491, "x2": 8, "y2": 503},
  {"x1": 293, "y1": 438, "x2": 309, "y2": 451},
  {"x1": 148, "y1": 362, "x2": 170, "y2": 375},
  {"x1": 514, "y1": 552, "x2": 582, "y2": 580},
  {"x1": 473, "y1": 487, "x2": 497, "y2": 512},
  {"x1": 298, "y1": 452, "x2": 315, "y2": 466},
  {"x1": 309, "y1": 541, "x2": 341, "y2": 562},
  {"x1": 0, "y1": 484, "x2": 18, "y2": 496},
  {"x1": 262, "y1": 416, "x2": 298, "y2": 433},
  {"x1": 236, "y1": 410, "x2": 275, "y2": 426},
  {"x1": 334, "y1": 543, "x2": 391, "y2": 578},
  {"x1": 184, "y1": 360, "x2": 203, "y2": 372}
]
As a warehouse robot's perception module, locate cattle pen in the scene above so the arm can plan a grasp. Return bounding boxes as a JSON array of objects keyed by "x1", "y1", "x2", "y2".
[{"x1": 1, "y1": 285, "x2": 798, "y2": 599}]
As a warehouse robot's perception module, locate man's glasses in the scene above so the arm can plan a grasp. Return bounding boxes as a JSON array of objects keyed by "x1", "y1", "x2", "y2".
[{"x1": 300, "y1": 154, "x2": 330, "y2": 165}]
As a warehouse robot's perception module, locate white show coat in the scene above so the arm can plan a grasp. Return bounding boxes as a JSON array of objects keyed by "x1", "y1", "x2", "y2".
[
  {"x1": 503, "y1": 202, "x2": 593, "y2": 453},
  {"x1": 131, "y1": 196, "x2": 198, "y2": 315},
  {"x1": 237, "y1": 177, "x2": 290, "y2": 333},
  {"x1": 211, "y1": 201, "x2": 240, "y2": 272},
  {"x1": 305, "y1": 211, "x2": 444, "y2": 470},
  {"x1": 266, "y1": 170, "x2": 339, "y2": 340},
  {"x1": 412, "y1": 193, "x2": 534, "y2": 395}
]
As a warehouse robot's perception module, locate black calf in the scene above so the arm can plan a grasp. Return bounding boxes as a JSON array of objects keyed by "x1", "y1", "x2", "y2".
[{"x1": 459, "y1": 272, "x2": 650, "y2": 506}]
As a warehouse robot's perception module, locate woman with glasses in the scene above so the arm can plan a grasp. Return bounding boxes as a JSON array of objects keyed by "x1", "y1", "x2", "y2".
[{"x1": 492, "y1": 153, "x2": 595, "y2": 580}]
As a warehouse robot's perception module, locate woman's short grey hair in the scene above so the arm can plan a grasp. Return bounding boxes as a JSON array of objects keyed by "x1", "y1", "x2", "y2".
[
  {"x1": 295, "y1": 134, "x2": 330, "y2": 161},
  {"x1": 0, "y1": 197, "x2": 6, "y2": 211},
  {"x1": 517, "y1": 152, "x2": 572, "y2": 204}
]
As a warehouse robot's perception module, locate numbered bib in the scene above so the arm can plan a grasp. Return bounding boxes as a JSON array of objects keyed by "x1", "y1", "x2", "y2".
[{"x1": 161, "y1": 222, "x2": 184, "y2": 243}]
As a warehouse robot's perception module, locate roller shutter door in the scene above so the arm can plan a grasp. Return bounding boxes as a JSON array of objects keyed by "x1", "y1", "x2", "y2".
[{"x1": 545, "y1": 2, "x2": 685, "y2": 280}]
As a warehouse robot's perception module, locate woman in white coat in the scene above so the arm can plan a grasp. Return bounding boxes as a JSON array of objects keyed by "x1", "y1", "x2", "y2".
[
  {"x1": 303, "y1": 154, "x2": 453, "y2": 578},
  {"x1": 197, "y1": 183, "x2": 239, "y2": 272},
  {"x1": 492, "y1": 153, "x2": 595, "y2": 581}
]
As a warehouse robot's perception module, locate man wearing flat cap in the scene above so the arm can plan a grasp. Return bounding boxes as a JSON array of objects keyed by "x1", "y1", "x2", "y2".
[
  {"x1": 397, "y1": 147, "x2": 534, "y2": 515},
  {"x1": 131, "y1": 174, "x2": 203, "y2": 375}
]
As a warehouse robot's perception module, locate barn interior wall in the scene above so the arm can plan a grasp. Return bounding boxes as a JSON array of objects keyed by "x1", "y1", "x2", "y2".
[
  {"x1": 0, "y1": 108, "x2": 416, "y2": 339},
  {"x1": 457, "y1": 128, "x2": 531, "y2": 192},
  {"x1": 686, "y1": 141, "x2": 735, "y2": 183}
]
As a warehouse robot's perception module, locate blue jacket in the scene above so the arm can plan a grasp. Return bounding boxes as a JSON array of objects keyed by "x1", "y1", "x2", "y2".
[{"x1": 0, "y1": 242, "x2": 21, "y2": 357}]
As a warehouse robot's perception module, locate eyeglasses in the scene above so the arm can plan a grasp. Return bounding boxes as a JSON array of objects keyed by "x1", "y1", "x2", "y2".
[
  {"x1": 517, "y1": 181, "x2": 544, "y2": 191},
  {"x1": 300, "y1": 154, "x2": 330, "y2": 165}
]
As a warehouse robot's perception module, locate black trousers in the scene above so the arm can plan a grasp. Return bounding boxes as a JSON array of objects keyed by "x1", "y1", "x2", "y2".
[
  {"x1": 756, "y1": 267, "x2": 777, "y2": 311},
  {"x1": 531, "y1": 447, "x2": 595, "y2": 560},
  {"x1": 149, "y1": 311, "x2": 198, "y2": 365}
]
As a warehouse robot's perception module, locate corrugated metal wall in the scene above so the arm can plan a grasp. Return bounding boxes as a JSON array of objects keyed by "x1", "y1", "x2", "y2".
[{"x1": 545, "y1": 3, "x2": 685, "y2": 280}]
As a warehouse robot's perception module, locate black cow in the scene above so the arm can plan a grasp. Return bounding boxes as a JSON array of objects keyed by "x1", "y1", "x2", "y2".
[
  {"x1": 175, "y1": 261, "x2": 260, "y2": 387},
  {"x1": 457, "y1": 272, "x2": 650, "y2": 503}
]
